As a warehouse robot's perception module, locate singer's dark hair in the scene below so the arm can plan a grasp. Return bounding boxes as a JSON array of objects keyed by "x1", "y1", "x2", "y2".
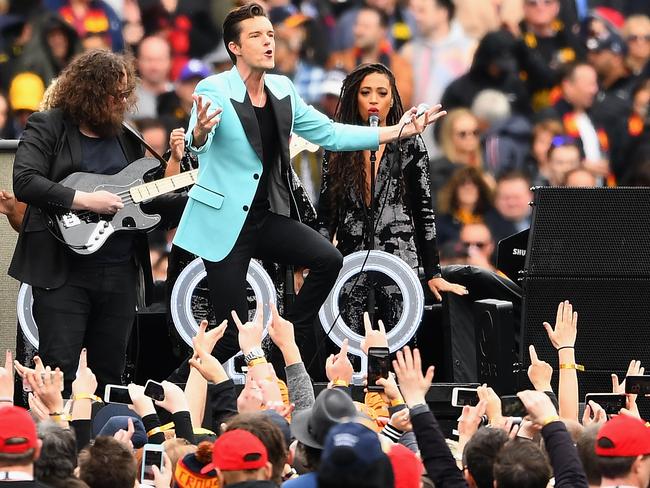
[{"x1": 327, "y1": 63, "x2": 403, "y2": 207}]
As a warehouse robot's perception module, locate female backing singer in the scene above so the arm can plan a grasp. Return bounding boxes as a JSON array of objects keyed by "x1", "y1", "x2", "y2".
[{"x1": 315, "y1": 63, "x2": 467, "y2": 330}]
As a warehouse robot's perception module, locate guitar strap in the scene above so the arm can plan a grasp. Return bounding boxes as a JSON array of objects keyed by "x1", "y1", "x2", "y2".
[{"x1": 121, "y1": 121, "x2": 168, "y2": 167}]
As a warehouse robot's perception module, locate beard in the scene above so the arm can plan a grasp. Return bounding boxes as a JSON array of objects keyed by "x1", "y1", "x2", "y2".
[{"x1": 86, "y1": 106, "x2": 126, "y2": 138}]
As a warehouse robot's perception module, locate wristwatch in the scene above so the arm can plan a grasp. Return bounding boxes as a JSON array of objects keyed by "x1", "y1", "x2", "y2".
[{"x1": 244, "y1": 347, "x2": 265, "y2": 364}]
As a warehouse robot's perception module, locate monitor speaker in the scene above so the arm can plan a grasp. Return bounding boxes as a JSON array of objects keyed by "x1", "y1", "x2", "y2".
[{"x1": 521, "y1": 187, "x2": 650, "y2": 416}]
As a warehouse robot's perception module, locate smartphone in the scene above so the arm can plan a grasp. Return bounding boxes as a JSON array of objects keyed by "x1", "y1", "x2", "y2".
[
  {"x1": 451, "y1": 387, "x2": 479, "y2": 407},
  {"x1": 584, "y1": 393, "x2": 626, "y2": 415},
  {"x1": 140, "y1": 443, "x2": 164, "y2": 485},
  {"x1": 104, "y1": 384, "x2": 132, "y2": 405},
  {"x1": 367, "y1": 347, "x2": 390, "y2": 392},
  {"x1": 625, "y1": 376, "x2": 650, "y2": 396},
  {"x1": 144, "y1": 380, "x2": 165, "y2": 402},
  {"x1": 500, "y1": 395, "x2": 527, "y2": 417},
  {"x1": 21, "y1": 371, "x2": 64, "y2": 392}
]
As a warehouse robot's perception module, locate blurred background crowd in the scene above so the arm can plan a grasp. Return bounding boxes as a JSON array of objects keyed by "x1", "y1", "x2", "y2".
[{"x1": 1, "y1": 0, "x2": 650, "y2": 274}]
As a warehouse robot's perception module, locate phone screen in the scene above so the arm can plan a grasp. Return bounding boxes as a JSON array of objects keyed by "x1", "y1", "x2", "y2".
[
  {"x1": 452, "y1": 388, "x2": 479, "y2": 407},
  {"x1": 106, "y1": 385, "x2": 132, "y2": 405},
  {"x1": 142, "y1": 448, "x2": 163, "y2": 482},
  {"x1": 144, "y1": 381, "x2": 165, "y2": 401},
  {"x1": 501, "y1": 395, "x2": 527, "y2": 417},
  {"x1": 367, "y1": 347, "x2": 390, "y2": 391},
  {"x1": 585, "y1": 394, "x2": 626, "y2": 415},
  {"x1": 625, "y1": 376, "x2": 650, "y2": 395}
]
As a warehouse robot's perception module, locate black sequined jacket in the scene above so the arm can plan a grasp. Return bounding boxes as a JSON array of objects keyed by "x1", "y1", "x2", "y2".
[{"x1": 315, "y1": 134, "x2": 442, "y2": 280}]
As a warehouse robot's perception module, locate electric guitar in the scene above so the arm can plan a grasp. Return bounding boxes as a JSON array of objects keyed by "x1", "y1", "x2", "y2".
[{"x1": 53, "y1": 135, "x2": 320, "y2": 255}]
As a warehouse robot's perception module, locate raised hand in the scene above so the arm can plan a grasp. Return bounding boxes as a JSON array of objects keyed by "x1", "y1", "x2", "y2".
[
  {"x1": 113, "y1": 417, "x2": 135, "y2": 450},
  {"x1": 72, "y1": 348, "x2": 98, "y2": 397},
  {"x1": 392, "y1": 346, "x2": 434, "y2": 407},
  {"x1": 232, "y1": 303, "x2": 264, "y2": 356},
  {"x1": 0, "y1": 350, "x2": 14, "y2": 403},
  {"x1": 375, "y1": 372, "x2": 401, "y2": 403},
  {"x1": 543, "y1": 300, "x2": 578, "y2": 349},
  {"x1": 325, "y1": 339, "x2": 354, "y2": 385},
  {"x1": 477, "y1": 384, "x2": 503, "y2": 424},
  {"x1": 189, "y1": 338, "x2": 227, "y2": 383},
  {"x1": 191, "y1": 94, "x2": 222, "y2": 147},
  {"x1": 27, "y1": 366, "x2": 64, "y2": 416},
  {"x1": 389, "y1": 409, "x2": 412, "y2": 432},
  {"x1": 517, "y1": 390, "x2": 559, "y2": 427},
  {"x1": 361, "y1": 312, "x2": 388, "y2": 356},
  {"x1": 268, "y1": 303, "x2": 297, "y2": 355},
  {"x1": 527, "y1": 345, "x2": 553, "y2": 392},
  {"x1": 194, "y1": 319, "x2": 227, "y2": 354},
  {"x1": 457, "y1": 399, "x2": 488, "y2": 444},
  {"x1": 427, "y1": 277, "x2": 468, "y2": 302},
  {"x1": 14, "y1": 355, "x2": 46, "y2": 379},
  {"x1": 152, "y1": 453, "x2": 173, "y2": 488},
  {"x1": 127, "y1": 383, "x2": 156, "y2": 417},
  {"x1": 237, "y1": 377, "x2": 265, "y2": 413},
  {"x1": 582, "y1": 400, "x2": 607, "y2": 427},
  {"x1": 169, "y1": 127, "x2": 185, "y2": 162},
  {"x1": 155, "y1": 380, "x2": 189, "y2": 414}
]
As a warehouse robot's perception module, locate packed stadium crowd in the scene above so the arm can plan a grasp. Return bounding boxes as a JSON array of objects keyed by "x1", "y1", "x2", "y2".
[{"x1": 1, "y1": 0, "x2": 650, "y2": 487}]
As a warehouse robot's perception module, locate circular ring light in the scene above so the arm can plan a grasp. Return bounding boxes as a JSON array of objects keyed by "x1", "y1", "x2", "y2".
[
  {"x1": 171, "y1": 257, "x2": 276, "y2": 348},
  {"x1": 17, "y1": 283, "x2": 39, "y2": 349},
  {"x1": 319, "y1": 250, "x2": 424, "y2": 357}
]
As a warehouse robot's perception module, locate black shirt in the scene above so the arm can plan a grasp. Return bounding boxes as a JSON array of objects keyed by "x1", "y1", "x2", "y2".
[
  {"x1": 71, "y1": 132, "x2": 134, "y2": 265},
  {"x1": 250, "y1": 95, "x2": 280, "y2": 213}
]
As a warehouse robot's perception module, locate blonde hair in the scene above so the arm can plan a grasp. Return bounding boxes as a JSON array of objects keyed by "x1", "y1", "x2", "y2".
[{"x1": 439, "y1": 108, "x2": 483, "y2": 166}]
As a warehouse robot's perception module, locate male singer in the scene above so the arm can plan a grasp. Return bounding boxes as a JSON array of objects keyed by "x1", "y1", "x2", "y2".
[{"x1": 173, "y1": 3, "x2": 445, "y2": 363}]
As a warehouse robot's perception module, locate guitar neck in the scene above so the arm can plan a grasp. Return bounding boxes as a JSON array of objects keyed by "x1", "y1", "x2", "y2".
[
  {"x1": 129, "y1": 169, "x2": 198, "y2": 203},
  {"x1": 129, "y1": 137, "x2": 319, "y2": 203}
]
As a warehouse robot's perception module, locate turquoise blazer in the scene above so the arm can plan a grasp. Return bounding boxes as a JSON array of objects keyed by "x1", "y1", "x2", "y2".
[{"x1": 173, "y1": 66, "x2": 380, "y2": 262}]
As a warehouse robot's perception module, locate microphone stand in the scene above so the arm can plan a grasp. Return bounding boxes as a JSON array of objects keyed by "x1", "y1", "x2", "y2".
[{"x1": 366, "y1": 115, "x2": 379, "y2": 327}]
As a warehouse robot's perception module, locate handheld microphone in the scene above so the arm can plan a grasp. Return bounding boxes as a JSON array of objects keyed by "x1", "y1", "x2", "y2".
[
  {"x1": 369, "y1": 114, "x2": 380, "y2": 127},
  {"x1": 405, "y1": 103, "x2": 430, "y2": 124}
]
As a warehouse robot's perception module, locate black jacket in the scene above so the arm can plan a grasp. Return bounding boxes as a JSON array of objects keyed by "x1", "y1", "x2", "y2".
[{"x1": 9, "y1": 108, "x2": 155, "y2": 301}]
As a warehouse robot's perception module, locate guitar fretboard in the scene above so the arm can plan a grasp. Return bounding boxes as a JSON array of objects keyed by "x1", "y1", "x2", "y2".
[{"x1": 129, "y1": 169, "x2": 198, "y2": 203}]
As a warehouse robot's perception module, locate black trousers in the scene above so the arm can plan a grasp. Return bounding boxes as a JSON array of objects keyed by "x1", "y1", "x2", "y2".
[
  {"x1": 169, "y1": 209, "x2": 342, "y2": 381},
  {"x1": 32, "y1": 261, "x2": 137, "y2": 395}
]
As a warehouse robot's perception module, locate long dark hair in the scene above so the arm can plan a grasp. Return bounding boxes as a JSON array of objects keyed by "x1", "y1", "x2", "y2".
[{"x1": 328, "y1": 63, "x2": 403, "y2": 206}]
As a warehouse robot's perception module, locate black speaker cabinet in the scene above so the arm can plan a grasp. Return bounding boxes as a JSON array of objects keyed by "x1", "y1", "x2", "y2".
[
  {"x1": 521, "y1": 187, "x2": 650, "y2": 417},
  {"x1": 474, "y1": 299, "x2": 516, "y2": 395}
]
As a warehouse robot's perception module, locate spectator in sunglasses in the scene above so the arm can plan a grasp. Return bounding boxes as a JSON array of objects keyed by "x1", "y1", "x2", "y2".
[
  {"x1": 547, "y1": 135, "x2": 584, "y2": 186},
  {"x1": 459, "y1": 222, "x2": 497, "y2": 271},
  {"x1": 622, "y1": 15, "x2": 650, "y2": 75},
  {"x1": 430, "y1": 108, "x2": 484, "y2": 197}
]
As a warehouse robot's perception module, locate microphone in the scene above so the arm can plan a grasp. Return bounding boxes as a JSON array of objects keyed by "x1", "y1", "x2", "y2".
[
  {"x1": 369, "y1": 114, "x2": 379, "y2": 127},
  {"x1": 405, "y1": 103, "x2": 430, "y2": 124}
]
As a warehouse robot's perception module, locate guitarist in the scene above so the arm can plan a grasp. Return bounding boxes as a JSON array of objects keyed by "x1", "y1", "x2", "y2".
[
  {"x1": 8, "y1": 49, "x2": 177, "y2": 395},
  {"x1": 172, "y1": 3, "x2": 446, "y2": 371}
]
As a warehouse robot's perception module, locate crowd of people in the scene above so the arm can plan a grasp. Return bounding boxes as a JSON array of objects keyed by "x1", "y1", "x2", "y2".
[
  {"x1": 0, "y1": 299, "x2": 648, "y2": 488},
  {"x1": 1, "y1": 0, "x2": 650, "y2": 487}
]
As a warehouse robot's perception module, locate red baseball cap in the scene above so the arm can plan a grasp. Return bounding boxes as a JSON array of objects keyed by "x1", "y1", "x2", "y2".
[
  {"x1": 596, "y1": 415, "x2": 650, "y2": 457},
  {"x1": 200, "y1": 430, "x2": 268, "y2": 474},
  {"x1": 0, "y1": 405, "x2": 38, "y2": 454}
]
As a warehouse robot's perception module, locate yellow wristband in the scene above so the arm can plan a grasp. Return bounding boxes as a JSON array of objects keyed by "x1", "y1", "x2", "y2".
[
  {"x1": 71, "y1": 393, "x2": 103, "y2": 402},
  {"x1": 541, "y1": 415, "x2": 560, "y2": 426},
  {"x1": 49, "y1": 413, "x2": 72, "y2": 422},
  {"x1": 147, "y1": 427, "x2": 162, "y2": 437},
  {"x1": 247, "y1": 357, "x2": 268, "y2": 368},
  {"x1": 390, "y1": 398, "x2": 405, "y2": 407},
  {"x1": 332, "y1": 379, "x2": 349, "y2": 387},
  {"x1": 559, "y1": 363, "x2": 585, "y2": 371}
]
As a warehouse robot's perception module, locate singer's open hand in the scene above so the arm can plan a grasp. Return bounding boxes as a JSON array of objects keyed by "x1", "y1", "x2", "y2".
[
  {"x1": 399, "y1": 104, "x2": 446, "y2": 138},
  {"x1": 379, "y1": 104, "x2": 446, "y2": 144}
]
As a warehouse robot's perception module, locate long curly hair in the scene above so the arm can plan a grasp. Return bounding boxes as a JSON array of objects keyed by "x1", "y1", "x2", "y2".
[
  {"x1": 328, "y1": 63, "x2": 404, "y2": 206},
  {"x1": 48, "y1": 49, "x2": 136, "y2": 137}
]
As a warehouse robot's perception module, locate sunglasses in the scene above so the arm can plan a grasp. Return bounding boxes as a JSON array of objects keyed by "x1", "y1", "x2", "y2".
[
  {"x1": 627, "y1": 34, "x2": 650, "y2": 43},
  {"x1": 525, "y1": 0, "x2": 556, "y2": 5},
  {"x1": 462, "y1": 241, "x2": 489, "y2": 249},
  {"x1": 550, "y1": 135, "x2": 577, "y2": 148},
  {"x1": 455, "y1": 129, "x2": 479, "y2": 139}
]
